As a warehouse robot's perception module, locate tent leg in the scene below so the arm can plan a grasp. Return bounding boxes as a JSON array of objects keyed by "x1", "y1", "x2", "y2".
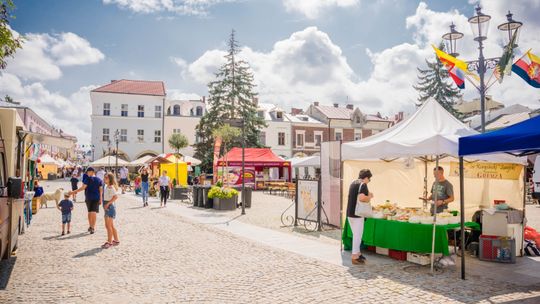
[
  {"x1": 459, "y1": 157, "x2": 466, "y2": 280},
  {"x1": 430, "y1": 156, "x2": 439, "y2": 274},
  {"x1": 521, "y1": 165, "x2": 527, "y2": 257}
]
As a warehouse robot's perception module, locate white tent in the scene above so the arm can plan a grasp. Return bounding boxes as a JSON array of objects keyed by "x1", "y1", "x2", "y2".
[
  {"x1": 90, "y1": 155, "x2": 129, "y2": 167},
  {"x1": 294, "y1": 156, "x2": 320, "y2": 168},
  {"x1": 181, "y1": 155, "x2": 201, "y2": 166},
  {"x1": 129, "y1": 155, "x2": 154, "y2": 166},
  {"x1": 39, "y1": 154, "x2": 60, "y2": 165}
]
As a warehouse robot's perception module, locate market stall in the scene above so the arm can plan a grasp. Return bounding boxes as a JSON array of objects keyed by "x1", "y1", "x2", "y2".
[
  {"x1": 90, "y1": 155, "x2": 130, "y2": 168},
  {"x1": 289, "y1": 155, "x2": 320, "y2": 180},
  {"x1": 159, "y1": 154, "x2": 188, "y2": 186},
  {"x1": 458, "y1": 114, "x2": 540, "y2": 279},
  {"x1": 341, "y1": 99, "x2": 525, "y2": 269},
  {"x1": 37, "y1": 154, "x2": 59, "y2": 180},
  {"x1": 217, "y1": 148, "x2": 291, "y2": 190}
]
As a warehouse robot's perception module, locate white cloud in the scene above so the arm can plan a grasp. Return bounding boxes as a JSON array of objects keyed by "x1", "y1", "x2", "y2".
[
  {"x1": 5, "y1": 30, "x2": 104, "y2": 81},
  {"x1": 0, "y1": 72, "x2": 96, "y2": 143},
  {"x1": 102, "y1": 0, "x2": 233, "y2": 15},
  {"x1": 50, "y1": 33, "x2": 105, "y2": 66},
  {"x1": 168, "y1": 89, "x2": 201, "y2": 100},
  {"x1": 282, "y1": 0, "x2": 360, "y2": 19}
]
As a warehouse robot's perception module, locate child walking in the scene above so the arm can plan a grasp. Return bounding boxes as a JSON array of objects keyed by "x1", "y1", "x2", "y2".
[
  {"x1": 102, "y1": 173, "x2": 120, "y2": 249},
  {"x1": 57, "y1": 193, "x2": 74, "y2": 235}
]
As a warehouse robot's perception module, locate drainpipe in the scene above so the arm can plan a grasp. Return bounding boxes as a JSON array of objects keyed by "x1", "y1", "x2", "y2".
[{"x1": 162, "y1": 97, "x2": 165, "y2": 153}]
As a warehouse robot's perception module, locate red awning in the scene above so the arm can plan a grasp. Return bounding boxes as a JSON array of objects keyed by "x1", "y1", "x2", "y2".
[{"x1": 217, "y1": 148, "x2": 290, "y2": 167}]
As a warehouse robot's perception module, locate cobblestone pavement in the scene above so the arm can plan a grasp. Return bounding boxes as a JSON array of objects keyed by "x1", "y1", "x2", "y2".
[{"x1": 1, "y1": 181, "x2": 540, "y2": 303}]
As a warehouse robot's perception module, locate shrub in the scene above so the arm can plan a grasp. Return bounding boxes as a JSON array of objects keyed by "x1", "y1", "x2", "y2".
[{"x1": 208, "y1": 186, "x2": 238, "y2": 199}]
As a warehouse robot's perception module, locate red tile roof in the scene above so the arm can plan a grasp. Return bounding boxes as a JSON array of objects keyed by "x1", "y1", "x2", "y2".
[{"x1": 92, "y1": 79, "x2": 166, "y2": 96}]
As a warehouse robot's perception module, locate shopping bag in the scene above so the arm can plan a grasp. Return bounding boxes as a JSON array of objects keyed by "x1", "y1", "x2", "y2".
[{"x1": 354, "y1": 182, "x2": 372, "y2": 218}]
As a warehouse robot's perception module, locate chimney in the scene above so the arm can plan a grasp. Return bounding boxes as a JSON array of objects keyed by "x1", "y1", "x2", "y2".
[
  {"x1": 333, "y1": 103, "x2": 339, "y2": 108},
  {"x1": 346, "y1": 104, "x2": 354, "y2": 110},
  {"x1": 291, "y1": 108, "x2": 303, "y2": 115},
  {"x1": 202, "y1": 96, "x2": 206, "y2": 103},
  {"x1": 314, "y1": 101, "x2": 319, "y2": 106},
  {"x1": 111, "y1": 80, "x2": 117, "y2": 83}
]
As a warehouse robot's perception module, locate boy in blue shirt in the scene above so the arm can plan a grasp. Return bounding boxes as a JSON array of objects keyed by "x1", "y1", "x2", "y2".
[{"x1": 57, "y1": 193, "x2": 74, "y2": 235}]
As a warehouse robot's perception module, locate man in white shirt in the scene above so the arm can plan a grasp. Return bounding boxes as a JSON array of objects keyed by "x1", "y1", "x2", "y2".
[
  {"x1": 96, "y1": 167, "x2": 106, "y2": 182},
  {"x1": 119, "y1": 166, "x2": 129, "y2": 194}
]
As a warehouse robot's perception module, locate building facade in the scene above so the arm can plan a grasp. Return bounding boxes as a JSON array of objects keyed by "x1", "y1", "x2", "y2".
[
  {"x1": 257, "y1": 103, "x2": 292, "y2": 158},
  {"x1": 163, "y1": 99, "x2": 206, "y2": 156},
  {"x1": 288, "y1": 113, "x2": 327, "y2": 157},
  {"x1": 90, "y1": 79, "x2": 166, "y2": 161}
]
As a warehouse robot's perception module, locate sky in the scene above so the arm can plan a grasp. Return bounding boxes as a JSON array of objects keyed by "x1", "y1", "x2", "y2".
[{"x1": 1, "y1": 0, "x2": 540, "y2": 145}]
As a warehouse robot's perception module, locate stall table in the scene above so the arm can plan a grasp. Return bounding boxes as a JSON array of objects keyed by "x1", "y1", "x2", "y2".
[{"x1": 342, "y1": 218, "x2": 480, "y2": 256}]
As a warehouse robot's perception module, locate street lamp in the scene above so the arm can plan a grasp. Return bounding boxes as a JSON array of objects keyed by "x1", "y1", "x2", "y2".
[
  {"x1": 114, "y1": 129, "x2": 120, "y2": 175},
  {"x1": 442, "y1": 5, "x2": 523, "y2": 133},
  {"x1": 224, "y1": 118, "x2": 246, "y2": 215},
  {"x1": 91, "y1": 144, "x2": 95, "y2": 162}
]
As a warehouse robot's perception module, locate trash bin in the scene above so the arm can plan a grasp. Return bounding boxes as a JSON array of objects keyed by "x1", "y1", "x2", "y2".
[
  {"x1": 197, "y1": 186, "x2": 204, "y2": 207},
  {"x1": 242, "y1": 186, "x2": 253, "y2": 208},
  {"x1": 192, "y1": 186, "x2": 199, "y2": 207},
  {"x1": 201, "y1": 186, "x2": 211, "y2": 208},
  {"x1": 47, "y1": 173, "x2": 57, "y2": 180}
]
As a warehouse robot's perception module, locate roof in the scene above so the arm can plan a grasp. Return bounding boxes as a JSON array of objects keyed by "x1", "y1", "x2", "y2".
[
  {"x1": 286, "y1": 114, "x2": 324, "y2": 125},
  {"x1": 365, "y1": 114, "x2": 393, "y2": 122},
  {"x1": 92, "y1": 79, "x2": 166, "y2": 96},
  {"x1": 464, "y1": 104, "x2": 532, "y2": 129},
  {"x1": 218, "y1": 148, "x2": 290, "y2": 166},
  {"x1": 314, "y1": 105, "x2": 353, "y2": 119},
  {"x1": 460, "y1": 114, "x2": 540, "y2": 156},
  {"x1": 485, "y1": 112, "x2": 531, "y2": 131},
  {"x1": 454, "y1": 97, "x2": 504, "y2": 114},
  {"x1": 257, "y1": 103, "x2": 290, "y2": 122}
]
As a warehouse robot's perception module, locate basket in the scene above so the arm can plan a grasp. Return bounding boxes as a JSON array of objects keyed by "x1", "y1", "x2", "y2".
[
  {"x1": 389, "y1": 249, "x2": 407, "y2": 261},
  {"x1": 479, "y1": 235, "x2": 516, "y2": 263}
]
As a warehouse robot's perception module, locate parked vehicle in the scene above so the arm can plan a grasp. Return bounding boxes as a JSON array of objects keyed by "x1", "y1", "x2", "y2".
[{"x1": 0, "y1": 108, "x2": 25, "y2": 260}]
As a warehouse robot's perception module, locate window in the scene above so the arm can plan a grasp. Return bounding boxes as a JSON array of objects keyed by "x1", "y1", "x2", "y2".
[
  {"x1": 278, "y1": 132, "x2": 285, "y2": 146},
  {"x1": 138, "y1": 105, "x2": 144, "y2": 117},
  {"x1": 121, "y1": 104, "x2": 128, "y2": 117},
  {"x1": 137, "y1": 129, "x2": 144, "y2": 142},
  {"x1": 173, "y1": 105, "x2": 180, "y2": 116},
  {"x1": 258, "y1": 111, "x2": 264, "y2": 119},
  {"x1": 356, "y1": 116, "x2": 361, "y2": 124},
  {"x1": 103, "y1": 103, "x2": 110, "y2": 116},
  {"x1": 155, "y1": 105, "x2": 162, "y2": 118},
  {"x1": 276, "y1": 111, "x2": 283, "y2": 119},
  {"x1": 296, "y1": 133, "x2": 304, "y2": 147},
  {"x1": 335, "y1": 132, "x2": 342, "y2": 141},
  {"x1": 120, "y1": 129, "x2": 127, "y2": 142},
  {"x1": 154, "y1": 130, "x2": 161, "y2": 143},
  {"x1": 315, "y1": 134, "x2": 322, "y2": 146},
  {"x1": 196, "y1": 106, "x2": 203, "y2": 116},
  {"x1": 259, "y1": 132, "x2": 266, "y2": 145},
  {"x1": 173, "y1": 129, "x2": 181, "y2": 134},
  {"x1": 354, "y1": 132, "x2": 362, "y2": 141},
  {"x1": 102, "y1": 128, "x2": 110, "y2": 142}
]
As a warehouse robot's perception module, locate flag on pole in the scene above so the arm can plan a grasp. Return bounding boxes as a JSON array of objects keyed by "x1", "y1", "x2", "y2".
[
  {"x1": 432, "y1": 45, "x2": 478, "y2": 89},
  {"x1": 512, "y1": 50, "x2": 540, "y2": 88},
  {"x1": 494, "y1": 30, "x2": 518, "y2": 83}
]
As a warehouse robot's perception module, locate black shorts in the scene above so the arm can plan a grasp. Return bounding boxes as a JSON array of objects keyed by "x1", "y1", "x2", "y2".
[
  {"x1": 86, "y1": 199, "x2": 100, "y2": 213},
  {"x1": 120, "y1": 178, "x2": 129, "y2": 185},
  {"x1": 71, "y1": 179, "x2": 78, "y2": 191}
]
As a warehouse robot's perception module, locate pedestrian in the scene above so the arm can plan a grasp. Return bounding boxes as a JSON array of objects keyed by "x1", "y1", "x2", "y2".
[
  {"x1": 119, "y1": 166, "x2": 129, "y2": 194},
  {"x1": 346, "y1": 169, "x2": 373, "y2": 265},
  {"x1": 101, "y1": 172, "x2": 120, "y2": 249},
  {"x1": 70, "y1": 167, "x2": 102, "y2": 234},
  {"x1": 57, "y1": 192, "x2": 74, "y2": 235},
  {"x1": 96, "y1": 167, "x2": 106, "y2": 183},
  {"x1": 140, "y1": 167, "x2": 150, "y2": 207},
  {"x1": 158, "y1": 170, "x2": 171, "y2": 207},
  {"x1": 70, "y1": 167, "x2": 80, "y2": 202}
]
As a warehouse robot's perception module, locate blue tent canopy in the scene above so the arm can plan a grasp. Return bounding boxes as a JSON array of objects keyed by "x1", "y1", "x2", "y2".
[{"x1": 459, "y1": 115, "x2": 540, "y2": 156}]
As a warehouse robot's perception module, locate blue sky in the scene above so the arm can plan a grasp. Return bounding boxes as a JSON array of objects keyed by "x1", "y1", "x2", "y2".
[{"x1": 2, "y1": 0, "x2": 540, "y2": 144}]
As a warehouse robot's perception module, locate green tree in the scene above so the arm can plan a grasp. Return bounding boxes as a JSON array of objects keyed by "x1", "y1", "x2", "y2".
[
  {"x1": 413, "y1": 42, "x2": 462, "y2": 119},
  {"x1": 1, "y1": 0, "x2": 23, "y2": 69},
  {"x1": 168, "y1": 133, "x2": 189, "y2": 187},
  {"x1": 194, "y1": 30, "x2": 266, "y2": 172},
  {"x1": 212, "y1": 125, "x2": 241, "y2": 185}
]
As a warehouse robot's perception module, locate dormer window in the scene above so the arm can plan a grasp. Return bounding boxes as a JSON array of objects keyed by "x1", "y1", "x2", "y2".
[
  {"x1": 276, "y1": 111, "x2": 283, "y2": 119},
  {"x1": 356, "y1": 116, "x2": 361, "y2": 124}
]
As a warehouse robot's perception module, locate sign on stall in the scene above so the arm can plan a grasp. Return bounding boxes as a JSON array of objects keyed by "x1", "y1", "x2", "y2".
[
  {"x1": 449, "y1": 162, "x2": 522, "y2": 180},
  {"x1": 296, "y1": 180, "x2": 319, "y2": 222}
]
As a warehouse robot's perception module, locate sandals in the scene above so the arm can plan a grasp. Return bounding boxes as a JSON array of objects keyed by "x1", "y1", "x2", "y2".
[
  {"x1": 101, "y1": 242, "x2": 112, "y2": 249},
  {"x1": 112, "y1": 240, "x2": 120, "y2": 246}
]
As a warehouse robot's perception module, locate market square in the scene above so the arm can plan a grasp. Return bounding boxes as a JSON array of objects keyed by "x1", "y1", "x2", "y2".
[{"x1": 1, "y1": 1, "x2": 540, "y2": 303}]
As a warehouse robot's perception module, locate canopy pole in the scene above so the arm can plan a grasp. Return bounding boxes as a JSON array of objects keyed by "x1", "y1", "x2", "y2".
[
  {"x1": 521, "y1": 164, "x2": 527, "y2": 257},
  {"x1": 430, "y1": 156, "x2": 439, "y2": 274},
  {"x1": 459, "y1": 157, "x2": 466, "y2": 280},
  {"x1": 424, "y1": 158, "x2": 428, "y2": 211}
]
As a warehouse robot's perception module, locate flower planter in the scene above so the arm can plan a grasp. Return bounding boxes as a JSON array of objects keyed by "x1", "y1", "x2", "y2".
[{"x1": 213, "y1": 196, "x2": 237, "y2": 210}]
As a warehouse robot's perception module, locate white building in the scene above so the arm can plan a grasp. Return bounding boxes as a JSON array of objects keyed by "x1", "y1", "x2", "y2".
[
  {"x1": 257, "y1": 103, "x2": 292, "y2": 158},
  {"x1": 90, "y1": 79, "x2": 166, "y2": 161},
  {"x1": 164, "y1": 99, "x2": 206, "y2": 156}
]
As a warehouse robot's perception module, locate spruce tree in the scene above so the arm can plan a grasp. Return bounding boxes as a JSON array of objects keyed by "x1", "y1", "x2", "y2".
[
  {"x1": 194, "y1": 30, "x2": 266, "y2": 172},
  {"x1": 413, "y1": 43, "x2": 463, "y2": 118}
]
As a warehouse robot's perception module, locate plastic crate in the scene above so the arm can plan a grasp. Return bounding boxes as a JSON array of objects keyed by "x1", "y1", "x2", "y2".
[
  {"x1": 479, "y1": 235, "x2": 516, "y2": 263},
  {"x1": 366, "y1": 246, "x2": 376, "y2": 252},
  {"x1": 389, "y1": 249, "x2": 407, "y2": 261},
  {"x1": 376, "y1": 247, "x2": 389, "y2": 256},
  {"x1": 407, "y1": 252, "x2": 430, "y2": 265}
]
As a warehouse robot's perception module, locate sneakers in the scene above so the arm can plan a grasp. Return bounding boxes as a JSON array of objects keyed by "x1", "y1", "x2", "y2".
[{"x1": 61, "y1": 231, "x2": 65, "y2": 236}]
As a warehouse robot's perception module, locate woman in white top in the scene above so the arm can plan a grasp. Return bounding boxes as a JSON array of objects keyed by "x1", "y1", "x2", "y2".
[
  {"x1": 102, "y1": 173, "x2": 119, "y2": 249},
  {"x1": 158, "y1": 170, "x2": 172, "y2": 207}
]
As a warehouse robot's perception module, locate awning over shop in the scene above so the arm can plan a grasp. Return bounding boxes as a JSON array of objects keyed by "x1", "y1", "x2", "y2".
[
  {"x1": 218, "y1": 148, "x2": 290, "y2": 167},
  {"x1": 22, "y1": 131, "x2": 75, "y2": 150},
  {"x1": 129, "y1": 155, "x2": 154, "y2": 166}
]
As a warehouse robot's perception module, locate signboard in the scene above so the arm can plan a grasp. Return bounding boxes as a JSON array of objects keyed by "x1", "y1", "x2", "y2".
[
  {"x1": 449, "y1": 162, "x2": 522, "y2": 180},
  {"x1": 296, "y1": 179, "x2": 319, "y2": 222},
  {"x1": 218, "y1": 161, "x2": 289, "y2": 167},
  {"x1": 215, "y1": 166, "x2": 255, "y2": 186}
]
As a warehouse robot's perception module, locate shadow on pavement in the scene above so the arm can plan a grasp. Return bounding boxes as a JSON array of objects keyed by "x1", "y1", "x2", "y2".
[
  {"x1": 42, "y1": 235, "x2": 61, "y2": 241},
  {"x1": 73, "y1": 247, "x2": 103, "y2": 258},
  {"x1": 128, "y1": 206, "x2": 145, "y2": 209},
  {"x1": 61, "y1": 232, "x2": 88, "y2": 240},
  {"x1": 0, "y1": 257, "x2": 17, "y2": 290}
]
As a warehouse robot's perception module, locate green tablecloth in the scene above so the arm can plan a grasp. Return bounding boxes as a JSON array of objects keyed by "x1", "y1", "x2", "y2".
[{"x1": 342, "y1": 218, "x2": 480, "y2": 256}]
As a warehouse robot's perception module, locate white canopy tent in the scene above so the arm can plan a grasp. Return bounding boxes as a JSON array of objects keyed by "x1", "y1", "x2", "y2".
[
  {"x1": 129, "y1": 155, "x2": 154, "y2": 167},
  {"x1": 181, "y1": 155, "x2": 201, "y2": 166},
  {"x1": 90, "y1": 155, "x2": 130, "y2": 167},
  {"x1": 288, "y1": 156, "x2": 320, "y2": 179},
  {"x1": 39, "y1": 154, "x2": 60, "y2": 165},
  {"x1": 341, "y1": 99, "x2": 526, "y2": 272},
  {"x1": 294, "y1": 156, "x2": 320, "y2": 168}
]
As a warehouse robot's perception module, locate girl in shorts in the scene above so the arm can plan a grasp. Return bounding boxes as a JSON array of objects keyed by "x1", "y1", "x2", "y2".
[{"x1": 102, "y1": 173, "x2": 120, "y2": 249}]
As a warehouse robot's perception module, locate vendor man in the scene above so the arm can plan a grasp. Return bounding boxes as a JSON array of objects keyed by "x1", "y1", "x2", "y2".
[{"x1": 422, "y1": 166, "x2": 454, "y2": 214}]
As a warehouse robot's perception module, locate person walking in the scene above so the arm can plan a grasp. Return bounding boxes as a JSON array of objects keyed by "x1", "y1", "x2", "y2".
[
  {"x1": 346, "y1": 169, "x2": 373, "y2": 265},
  {"x1": 158, "y1": 170, "x2": 171, "y2": 207},
  {"x1": 140, "y1": 167, "x2": 150, "y2": 207},
  {"x1": 101, "y1": 173, "x2": 120, "y2": 249},
  {"x1": 96, "y1": 167, "x2": 106, "y2": 183},
  {"x1": 70, "y1": 167, "x2": 102, "y2": 234},
  {"x1": 119, "y1": 166, "x2": 129, "y2": 194},
  {"x1": 70, "y1": 167, "x2": 80, "y2": 202},
  {"x1": 57, "y1": 192, "x2": 74, "y2": 235}
]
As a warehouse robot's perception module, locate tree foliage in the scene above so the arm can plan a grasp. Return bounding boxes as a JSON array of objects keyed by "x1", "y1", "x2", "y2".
[
  {"x1": 413, "y1": 42, "x2": 462, "y2": 118},
  {"x1": 1, "y1": 0, "x2": 23, "y2": 70},
  {"x1": 194, "y1": 30, "x2": 266, "y2": 172}
]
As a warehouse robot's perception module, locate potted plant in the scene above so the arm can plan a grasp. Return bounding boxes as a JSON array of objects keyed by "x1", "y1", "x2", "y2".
[
  {"x1": 208, "y1": 186, "x2": 238, "y2": 210},
  {"x1": 168, "y1": 133, "x2": 189, "y2": 200}
]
